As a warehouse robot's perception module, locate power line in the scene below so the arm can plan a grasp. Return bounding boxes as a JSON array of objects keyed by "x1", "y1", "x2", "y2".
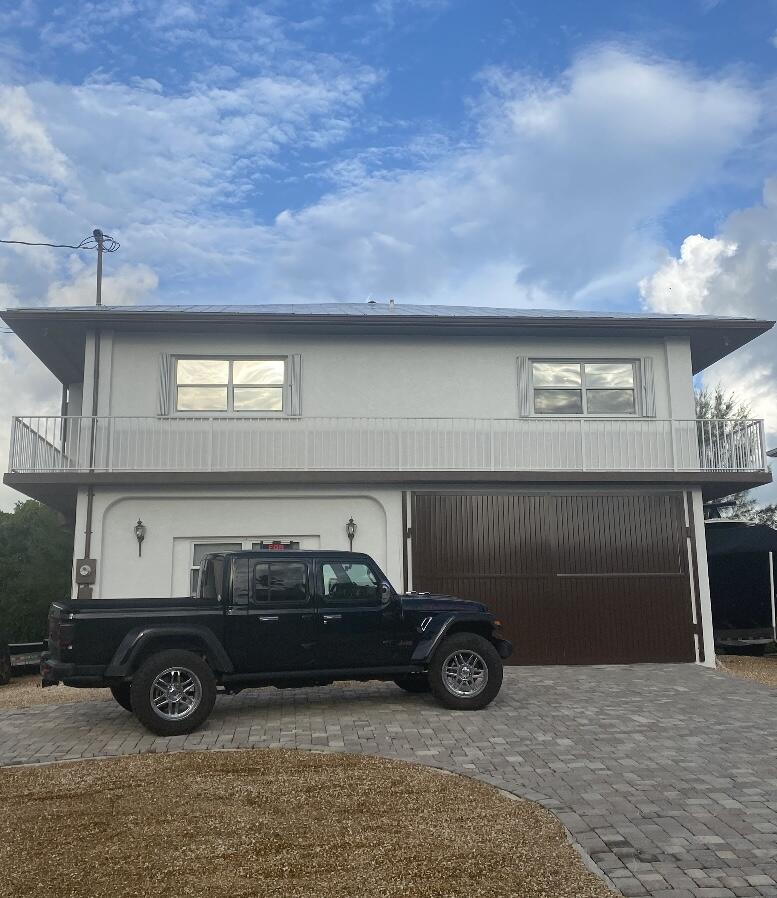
[
  {"x1": 0, "y1": 228, "x2": 120, "y2": 309},
  {"x1": 0, "y1": 232, "x2": 120, "y2": 252}
]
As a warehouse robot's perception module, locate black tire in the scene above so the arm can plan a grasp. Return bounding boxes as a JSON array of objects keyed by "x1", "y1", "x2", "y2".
[
  {"x1": 0, "y1": 644, "x2": 11, "y2": 687},
  {"x1": 394, "y1": 674, "x2": 430, "y2": 693},
  {"x1": 130, "y1": 650, "x2": 216, "y2": 736},
  {"x1": 109, "y1": 683, "x2": 133, "y2": 712},
  {"x1": 428, "y1": 633, "x2": 503, "y2": 711}
]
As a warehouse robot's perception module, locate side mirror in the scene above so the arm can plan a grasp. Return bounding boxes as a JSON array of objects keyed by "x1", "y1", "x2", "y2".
[{"x1": 380, "y1": 582, "x2": 393, "y2": 602}]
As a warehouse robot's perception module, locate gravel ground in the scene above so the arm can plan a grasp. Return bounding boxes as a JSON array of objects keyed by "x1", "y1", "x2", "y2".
[
  {"x1": 0, "y1": 674, "x2": 109, "y2": 709},
  {"x1": 0, "y1": 749, "x2": 613, "y2": 898},
  {"x1": 718, "y1": 653, "x2": 777, "y2": 688}
]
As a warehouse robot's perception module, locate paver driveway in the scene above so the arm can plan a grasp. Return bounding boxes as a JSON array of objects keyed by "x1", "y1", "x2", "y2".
[{"x1": 2, "y1": 664, "x2": 777, "y2": 898}]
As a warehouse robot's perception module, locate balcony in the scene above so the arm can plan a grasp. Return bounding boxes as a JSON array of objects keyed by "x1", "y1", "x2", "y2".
[{"x1": 7, "y1": 415, "x2": 769, "y2": 476}]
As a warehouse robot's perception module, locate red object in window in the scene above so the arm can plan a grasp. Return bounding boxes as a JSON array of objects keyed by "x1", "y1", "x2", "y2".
[{"x1": 267, "y1": 542, "x2": 285, "y2": 551}]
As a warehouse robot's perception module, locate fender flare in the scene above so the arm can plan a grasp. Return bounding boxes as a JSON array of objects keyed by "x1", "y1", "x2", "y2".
[
  {"x1": 104, "y1": 626, "x2": 234, "y2": 677},
  {"x1": 410, "y1": 613, "x2": 497, "y2": 665}
]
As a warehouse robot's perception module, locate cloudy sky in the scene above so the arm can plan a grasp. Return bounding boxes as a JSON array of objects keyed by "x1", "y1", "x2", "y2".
[{"x1": 1, "y1": 0, "x2": 776, "y2": 507}]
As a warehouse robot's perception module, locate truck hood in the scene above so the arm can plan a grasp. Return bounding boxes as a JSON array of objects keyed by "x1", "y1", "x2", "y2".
[{"x1": 399, "y1": 594, "x2": 489, "y2": 614}]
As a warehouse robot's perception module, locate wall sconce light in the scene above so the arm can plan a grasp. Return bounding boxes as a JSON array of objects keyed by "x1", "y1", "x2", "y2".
[
  {"x1": 346, "y1": 516, "x2": 357, "y2": 551},
  {"x1": 134, "y1": 519, "x2": 146, "y2": 557}
]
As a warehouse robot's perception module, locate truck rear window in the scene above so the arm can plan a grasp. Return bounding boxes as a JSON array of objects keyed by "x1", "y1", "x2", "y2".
[{"x1": 199, "y1": 557, "x2": 225, "y2": 600}]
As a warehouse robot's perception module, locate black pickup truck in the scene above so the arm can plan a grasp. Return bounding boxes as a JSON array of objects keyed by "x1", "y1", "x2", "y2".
[{"x1": 42, "y1": 550, "x2": 512, "y2": 735}]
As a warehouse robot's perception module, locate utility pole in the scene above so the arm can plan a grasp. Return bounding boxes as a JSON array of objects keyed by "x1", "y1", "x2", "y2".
[{"x1": 94, "y1": 229, "x2": 105, "y2": 306}]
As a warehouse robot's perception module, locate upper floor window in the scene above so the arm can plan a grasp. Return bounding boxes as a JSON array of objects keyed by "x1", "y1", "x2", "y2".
[
  {"x1": 175, "y1": 358, "x2": 285, "y2": 413},
  {"x1": 532, "y1": 361, "x2": 637, "y2": 415}
]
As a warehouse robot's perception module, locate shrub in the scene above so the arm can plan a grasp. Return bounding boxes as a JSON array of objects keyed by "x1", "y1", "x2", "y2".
[{"x1": 0, "y1": 501, "x2": 73, "y2": 643}]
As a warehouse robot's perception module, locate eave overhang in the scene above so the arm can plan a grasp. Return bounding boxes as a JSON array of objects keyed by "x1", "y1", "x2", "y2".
[{"x1": 1, "y1": 306, "x2": 773, "y2": 384}]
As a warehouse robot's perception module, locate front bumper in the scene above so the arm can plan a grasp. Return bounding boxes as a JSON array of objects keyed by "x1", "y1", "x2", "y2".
[{"x1": 493, "y1": 638, "x2": 513, "y2": 659}]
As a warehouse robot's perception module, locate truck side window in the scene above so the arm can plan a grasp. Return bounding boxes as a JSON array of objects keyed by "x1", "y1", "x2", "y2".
[
  {"x1": 232, "y1": 558, "x2": 249, "y2": 606},
  {"x1": 253, "y1": 562, "x2": 308, "y2": 605},
  {"x1": 321, "y1": 562, "x2": 380, "y2": 605}
]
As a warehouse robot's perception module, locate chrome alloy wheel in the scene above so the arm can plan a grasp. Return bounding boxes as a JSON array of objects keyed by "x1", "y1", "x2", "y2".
[
  {"x1": 150, "y1": 667, "x2": 202, "y2": 721},
  {"x1": 441, "y1": 650, "x2": 488, "y2": 698}
]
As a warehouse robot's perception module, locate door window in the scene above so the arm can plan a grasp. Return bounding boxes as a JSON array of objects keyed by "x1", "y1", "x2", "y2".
[
  {"x1": 321, "y1": 561, "x2": 380, "y2": 605},
  {"x1": 253, "y1": 562, "x2": 309, "y2": 606}
]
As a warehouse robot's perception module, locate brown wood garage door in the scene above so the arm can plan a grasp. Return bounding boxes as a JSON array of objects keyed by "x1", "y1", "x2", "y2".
[{"x1": 411, "y1": 492, "x2": 696, "y2": 664}]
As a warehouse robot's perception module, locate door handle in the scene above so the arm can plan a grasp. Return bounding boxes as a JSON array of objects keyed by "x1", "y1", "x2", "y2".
[
  {"x1": 259, "y1": 615, "x2": 279, "y2": 622},
  {"x1": 322, "y1": 614, "x2": 342, "y2": 622}
]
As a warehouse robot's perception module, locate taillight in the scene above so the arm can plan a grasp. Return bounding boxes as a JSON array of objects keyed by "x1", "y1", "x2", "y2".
[
  {"x1": 49, "y1": 611, "x2": 73, "y2": 653},
  {"x1": 48, "y1": 612, "x2": 60, "y2": 649}
]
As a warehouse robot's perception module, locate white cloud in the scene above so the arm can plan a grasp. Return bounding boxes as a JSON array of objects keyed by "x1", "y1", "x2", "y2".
[
  {"x1": 0, "y1": 85, "x2": 70, "y2": 180},
  {"x1": 262, "y1": 49, "x2": 759, "y2": 304},
  {"x1": 42, "y1": 260, "x2": 158, "y2": 308},
  {"x1": 639, "y1": 235, "x2": 738, "y2": 314},
  {"x1": 641, "y1": 180, "x2": 777, "y2": 501}
]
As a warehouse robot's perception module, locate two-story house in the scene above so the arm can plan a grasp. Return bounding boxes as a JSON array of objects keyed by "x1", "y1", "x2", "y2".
[{"x1": 2, "y1": 302, "x2": 773, "y2": 667}]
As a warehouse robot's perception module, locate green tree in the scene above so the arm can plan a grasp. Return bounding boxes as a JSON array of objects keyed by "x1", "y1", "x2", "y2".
[
  {"x1": 696, "y1": 386, "x2": 777, "y2": 524},
  {"x1": 0, "y1": 500, "x2": 73, "y2": 642}
]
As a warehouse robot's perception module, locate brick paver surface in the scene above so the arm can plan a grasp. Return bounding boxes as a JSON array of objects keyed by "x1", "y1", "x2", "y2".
[{"x1": 2, "y1": 664, "x2": 777, "y2": 897}]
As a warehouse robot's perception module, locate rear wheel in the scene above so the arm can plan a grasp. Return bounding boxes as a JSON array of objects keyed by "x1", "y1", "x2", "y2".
[
  {"x1": 394, "y1": 674, "x2": 430, "y2": 693},
  {"x1": 428, "y1": 633, "x2": 503, "y2": 711},
  {"x1": 109, "y1": 683, "x2": 133, "y2": 712},
  {"x1": 130, "y1": 650, "x2": 216, "y2": 736}
]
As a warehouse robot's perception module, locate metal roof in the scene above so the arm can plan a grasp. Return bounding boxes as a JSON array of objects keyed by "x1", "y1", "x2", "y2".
[
  {"x1": 1, "y1": 301, "x2": 773, "y2": 384},
  {"x1": 6, "y1": 301, "x2": 769, "y2": 323}
]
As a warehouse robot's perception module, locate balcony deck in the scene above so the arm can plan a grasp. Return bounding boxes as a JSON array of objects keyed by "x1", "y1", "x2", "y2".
[{"x1": 7, "y1": 414, "x2": 768, "y2": 476}]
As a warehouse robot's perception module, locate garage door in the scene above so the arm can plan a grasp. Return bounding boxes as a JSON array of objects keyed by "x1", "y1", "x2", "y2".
[{"x1": 411, "y1": 492, "x2": 697, "y2": 664}]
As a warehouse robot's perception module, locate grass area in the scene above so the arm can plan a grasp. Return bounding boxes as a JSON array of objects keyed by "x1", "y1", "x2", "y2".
[
  {"x1": 0, "y1": 674, "x2": 108, "y2": 709},
  {"x1": 718, "y1": 654, "x2": 777, "y2": 688},
  {"x1": 0, "y1": 749, "x2": 613, "y2": 898}
]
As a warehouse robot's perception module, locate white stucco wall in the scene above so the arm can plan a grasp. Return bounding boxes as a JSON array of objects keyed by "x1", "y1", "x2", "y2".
[
  {"x1": 95, "y1": 329, "x2": 693, "y2": 421},
  {"x1": 74, "y1": 484, "x2": 404, "y2": 599}
]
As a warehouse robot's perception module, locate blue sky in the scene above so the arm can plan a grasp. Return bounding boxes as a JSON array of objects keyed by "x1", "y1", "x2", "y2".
[{"x1": 1, "y1": 0, "x2": 777, "y2": 505}]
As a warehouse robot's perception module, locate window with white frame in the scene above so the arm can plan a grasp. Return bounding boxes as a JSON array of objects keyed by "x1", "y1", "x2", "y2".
[
  {"x1": 175, "y1": 358, "x2": 286, "y2": 413},
  {"x1": 531, "y1": 361, "x2": 638, "y2": 415}
]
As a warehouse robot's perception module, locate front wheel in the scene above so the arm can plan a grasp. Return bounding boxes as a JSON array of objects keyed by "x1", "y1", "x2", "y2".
[
  {"x1": 130, "y1": 650, "x2": 216, "y2": 736},
  {"x1": 428, "y1": 633, "x2": 503, "y2": 710},
  {"x1": 109, "y1": 683, "x2": 133, "y2": 712}
]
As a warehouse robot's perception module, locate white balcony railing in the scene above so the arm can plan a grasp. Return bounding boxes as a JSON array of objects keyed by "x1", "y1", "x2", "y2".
[{"x1": 6, "y1": 415, "x2": 768, "y2": 476}]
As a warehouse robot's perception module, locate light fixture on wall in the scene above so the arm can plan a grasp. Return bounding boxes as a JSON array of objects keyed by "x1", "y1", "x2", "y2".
[
  {"x1": 346, "y1": 516, "x2": 357, "y2": 551},
  {"x1": 134, "y1": 519, "x2": 146, "y2": 557}
]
